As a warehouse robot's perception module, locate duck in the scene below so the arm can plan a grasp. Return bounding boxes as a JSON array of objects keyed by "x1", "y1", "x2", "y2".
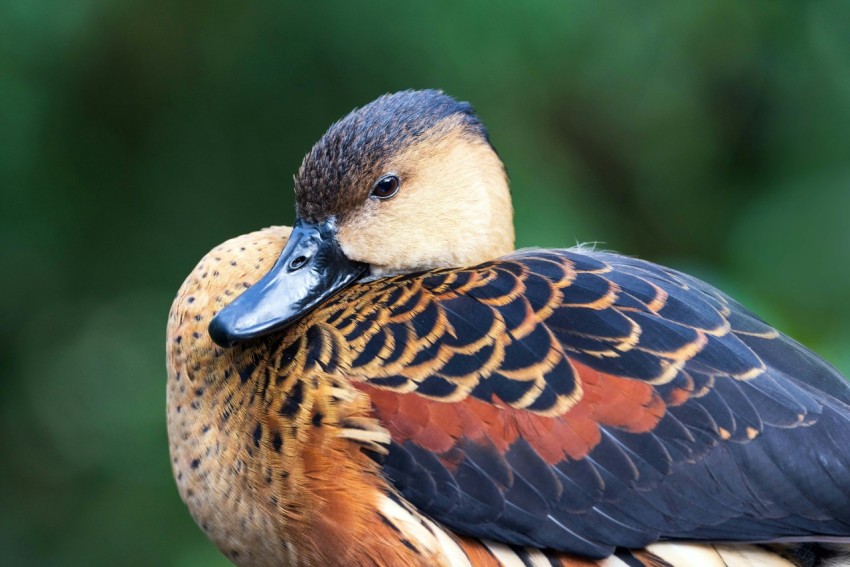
[{"x1": 166, "y1": 90, "x2": 850, "y2": 567}]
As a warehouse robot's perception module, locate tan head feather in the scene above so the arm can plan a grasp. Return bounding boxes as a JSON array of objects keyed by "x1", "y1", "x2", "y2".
[{"x1": 336, "y1": 124, "x2": 514, "y2": 277}]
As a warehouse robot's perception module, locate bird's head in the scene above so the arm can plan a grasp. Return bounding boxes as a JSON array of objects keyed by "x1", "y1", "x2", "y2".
[{"x1": 209, "y1": 90, "x2": 514, "y2": 347}]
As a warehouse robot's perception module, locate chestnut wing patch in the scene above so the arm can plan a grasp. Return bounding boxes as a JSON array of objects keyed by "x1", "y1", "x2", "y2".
[{"x1": 309, "y1": 249, "x2": 850, "y2": 556}]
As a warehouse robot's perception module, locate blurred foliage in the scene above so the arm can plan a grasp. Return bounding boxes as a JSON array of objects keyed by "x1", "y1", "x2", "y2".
[{"x1": 2, "y1": 1, "x2": 850, "y2": 565}]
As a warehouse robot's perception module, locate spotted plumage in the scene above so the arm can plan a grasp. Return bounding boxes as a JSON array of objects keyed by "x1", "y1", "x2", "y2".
[{"x1": 167, "y1": 90, "x2": 850, "y2": 566}]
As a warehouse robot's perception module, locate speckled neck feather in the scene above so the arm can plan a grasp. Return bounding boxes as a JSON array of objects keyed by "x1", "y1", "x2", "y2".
[{"x1": 166, "y1": 228, "x2": 536, "y2": 566}]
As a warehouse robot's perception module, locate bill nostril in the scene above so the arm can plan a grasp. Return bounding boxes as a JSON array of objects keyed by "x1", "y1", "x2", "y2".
[{"x1": 289, "y1": 255, "x2": 309, "y2": 271}]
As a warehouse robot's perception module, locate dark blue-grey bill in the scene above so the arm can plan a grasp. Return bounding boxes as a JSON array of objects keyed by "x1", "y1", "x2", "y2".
[{"x1": 208, "y1": 218, "x2": 368, "y2": 347}]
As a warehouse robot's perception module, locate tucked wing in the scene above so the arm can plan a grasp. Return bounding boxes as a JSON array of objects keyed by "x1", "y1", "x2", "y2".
[{"x1": 298, "y1": 249, "x2": 850, "y2": 557}]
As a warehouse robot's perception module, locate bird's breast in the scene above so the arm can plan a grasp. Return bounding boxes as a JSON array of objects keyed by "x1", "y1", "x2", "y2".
[{"x1": 165, "y1": 227, "x2": 449, "y2": 566}]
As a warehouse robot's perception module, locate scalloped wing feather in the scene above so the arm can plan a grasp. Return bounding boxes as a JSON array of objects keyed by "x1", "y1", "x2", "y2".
[{"x1": 277, "y1": 248, "x2": 850, "y2": 557}]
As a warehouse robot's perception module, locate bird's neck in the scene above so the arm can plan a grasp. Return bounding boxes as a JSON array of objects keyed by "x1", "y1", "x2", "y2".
[
  {"x1": 165, "y1": 226, "x2": 474, "y2": 565},
  {"x1": 167, "y1": 321, "x2": 466, "y2": 566}
]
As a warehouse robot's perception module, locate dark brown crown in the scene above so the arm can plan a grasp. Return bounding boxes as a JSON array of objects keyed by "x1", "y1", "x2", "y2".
[{"x1": 294, "y1": 90, "x2": 490, "y2": 222}]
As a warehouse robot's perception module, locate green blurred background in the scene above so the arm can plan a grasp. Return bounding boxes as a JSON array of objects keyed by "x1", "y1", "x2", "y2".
[{"x1": 2, "y1": 2, "x2": 850, "y2": 565}]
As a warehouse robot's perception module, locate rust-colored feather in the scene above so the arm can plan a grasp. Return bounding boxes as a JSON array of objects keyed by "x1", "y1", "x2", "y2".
[
  {"x1": 168, "y1": 225, "x2": 850, "y2": 566},
  {"x1": 168, "y1": 89, "x2": 850, "y2": 567}
]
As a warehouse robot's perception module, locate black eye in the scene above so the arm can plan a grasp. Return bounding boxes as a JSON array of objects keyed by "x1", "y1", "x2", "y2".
[{"x1": 371, "y1": 175, "x2": 400, "y2": 200}]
